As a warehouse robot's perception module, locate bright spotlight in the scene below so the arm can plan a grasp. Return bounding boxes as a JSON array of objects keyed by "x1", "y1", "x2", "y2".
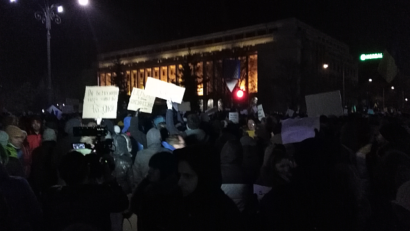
[
  {"x1": 323, "y1": 64, "x2": 329, "y2": 69},
  {"x1": 78, "y1": 0, "x2": 89, "y2": 6},
  {"x1": 57, "y1": 6, "x2": 63, "y2": 13},
  {"x1": 368, "y1": 79, "x2": 372, "y2": 82},
  {"x1": 406, "y1": 98, "x2": 408, "y2": 102},
  {"x1": 391, "y1": 86, "x2": 395, "y2": 90},
  {"x1": 10, "y1": 0, "x2": 17, "y2": 3}
]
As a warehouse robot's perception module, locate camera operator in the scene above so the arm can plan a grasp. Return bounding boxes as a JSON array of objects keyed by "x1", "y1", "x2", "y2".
[{"x1": 42, "y1": 151, "x2": 129, "y2": 231}]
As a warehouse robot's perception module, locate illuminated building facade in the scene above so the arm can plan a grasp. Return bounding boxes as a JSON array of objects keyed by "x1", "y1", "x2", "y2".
[{"x1": 97, "y1": 18, "x2": 358, "y2": 112}]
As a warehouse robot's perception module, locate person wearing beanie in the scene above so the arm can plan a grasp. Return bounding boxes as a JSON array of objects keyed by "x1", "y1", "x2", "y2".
[
  {"x1": 5, "y1": 125, "x2": 30, "y2": 177},
  {"x1": 27, "y1": 118, "x2": 42, "y2": 153},
  {"x1": 43, "y1": 128, "x2": 57, "y2": 142}
]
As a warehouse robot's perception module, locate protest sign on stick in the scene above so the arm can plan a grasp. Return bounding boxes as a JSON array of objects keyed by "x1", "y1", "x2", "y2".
[
  {"x1": 82, "y1": 86, "x2": 119, "y2": 119},
  {"x1": 229, "y1": 112, "x2": 239, "y2": 124},
  {"x1": 257, "y1": 105, "x2": 265, "y2": 121},
  {"x1": 127, "y1": 88, "x2": 156, "y2": 113},
  {"x1": 145, "y1": 77, "x2": 185, "y2": 103}
]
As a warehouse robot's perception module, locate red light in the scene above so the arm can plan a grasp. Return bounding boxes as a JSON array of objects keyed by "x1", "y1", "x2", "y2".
[{"x1": 236, "y1": 90, "x2": 244, "y2": 98}]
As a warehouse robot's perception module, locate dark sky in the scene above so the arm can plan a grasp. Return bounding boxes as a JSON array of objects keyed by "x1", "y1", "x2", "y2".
[{"x1": 1, "y1": 0, "x2": 409, "y2": 89}]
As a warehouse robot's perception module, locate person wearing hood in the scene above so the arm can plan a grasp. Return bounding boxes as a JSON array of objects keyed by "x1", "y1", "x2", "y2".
[
  {"x1": 130, "y1": 152, "x2": 179, "y2": 231},
  {"x1": 112, "y1": 134, "x2": 134, "y2": 194},
  {"x1": 132, "y1": 128, "x2": 170, "y2": 189},
  {"x1": 220, "y1": 140, "x2": 252, "y2": 212},
  {"x1": 173, "y1": 145, "x2": 242, "y2": 231},
  {"x1": 166, "y1": 100, "x2": 208, "y2": 145},
  {"x1": 5, "y1": 125, "x2": 30, "y2": 177},
  {"x1": 29, "y1": 128, "x2": 59, "y2": 197}
]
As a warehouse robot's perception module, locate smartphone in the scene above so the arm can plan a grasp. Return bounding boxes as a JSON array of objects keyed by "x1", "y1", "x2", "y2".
[{"x1": 72, "y1": 143, "x2": 86, "y2": 150}]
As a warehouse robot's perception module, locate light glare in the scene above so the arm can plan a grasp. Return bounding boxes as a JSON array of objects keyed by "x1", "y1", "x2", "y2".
[
  {"x1": 391, "y1": 86, "x2": 395, "y2": 90},
  {"x1": 369, "y1": 79, "x2": 372, "y2": 82},
  {"x1": 10, "y1": 0, "x2": 17, "y2": 3},
  {"x1": 78, "y1": 0, "x2": 89, "y2": 6},
  {"x1": 323, "y1": 64, "x2": 329, "y2": 69},
  {"x1": 406, "y1": 98, "x2": 408, "y2": 102},
  {"x1": 57, "y1": 6, "x2": 63, "y2": 13}
]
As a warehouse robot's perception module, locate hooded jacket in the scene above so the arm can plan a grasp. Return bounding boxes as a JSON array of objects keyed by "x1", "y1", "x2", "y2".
[
  {"x1": 132, "y1": 128, "x2": 170, "y2": 188},
  {"x1": 112, "y1": 134, "x2": 134, "y2": 194},
  {"x1": 220, "y1": 140, "x2": 252, "y2": 212}
]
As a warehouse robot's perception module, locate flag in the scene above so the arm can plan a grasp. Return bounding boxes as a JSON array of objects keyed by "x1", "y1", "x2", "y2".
[{"x1": 378, "y1": 50, "x2": 398, "y2": 83}]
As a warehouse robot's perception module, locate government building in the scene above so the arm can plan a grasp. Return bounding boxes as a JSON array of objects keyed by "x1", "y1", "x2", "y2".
[{"x1": 97, "y1": 18, "x2": 358, "y2": 113}]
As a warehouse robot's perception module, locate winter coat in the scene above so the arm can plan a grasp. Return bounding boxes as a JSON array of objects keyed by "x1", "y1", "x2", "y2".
[
  {"x1": 0, "y1": 164, "x2": 43, "y2": 231},
  {"x1": 5, "y1": 143, "x2": 31, "y2": 177},
  {"x1": 220, "y1": 140, "x2": 252, "y2": 212},
  {"x1": 131, "y1": 176, "x2": 180, "y2": 231},
  {"x1": 29, "y1": 141, "x2": 58, "y2": 196},
  {"x1": 27, "y1": 134, "x2": 42, "y2": 153},
  {"x1": 112, "y1": 134, "x2": 134, "y2": 194},
  {"x1": 42, "y1": 182, "x2": 129, "y2": 231},
  {"x1": 132, "y1": 128, "x2": 170, "y2": 188}
]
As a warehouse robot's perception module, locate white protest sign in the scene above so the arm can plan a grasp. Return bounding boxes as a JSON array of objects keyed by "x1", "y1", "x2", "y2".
[
  {"x1": 253, "y1": 184, "x2": 272, "y2": 201},
  {"x1": 145, "y1": 77, "x2": 185, "y2": 104},
  {"x1": 127, "y1": 88, "x2": 156, "y2": 113},
  {"x1": 257, "y1": 105, "x2": 265, "y2": 121},
  {"x1": 281, "y1": 117, "x2": 320, "y2": 144},
  {"x1": 305, "y1": 91, "x2": 343, "y2": 117},
  {"x1": 82, "y1": 86, "x2": 119, "y2": 119},
  {"x1": 229, "y1": 112, "x2": 239, "y2": 124}
]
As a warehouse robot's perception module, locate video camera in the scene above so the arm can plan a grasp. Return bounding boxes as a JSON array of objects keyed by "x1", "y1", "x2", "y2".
[{"x1": 72, "y1": 126, "x2": 113, "y2": 156}]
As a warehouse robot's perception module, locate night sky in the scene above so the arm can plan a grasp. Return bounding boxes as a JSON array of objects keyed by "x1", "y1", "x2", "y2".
[{"x1": 0, "y1": 0, "x2": 409, "y2": 95}]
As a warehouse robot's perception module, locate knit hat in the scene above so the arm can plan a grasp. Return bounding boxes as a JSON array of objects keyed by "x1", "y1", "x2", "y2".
[
  {"x1": 121, "y1": 116, "x2": 131, "y2": 133},
  {"x1": 0, "y1": 131, "x2": 8, "y2": 146},
  {"x1": 392, "y1": 180, "x2": 410, "y2": 212},
  {"x1": 5, "y1": 125, "x2": 26, "y2": 140},
  {"x1": 43, "y1": 128, "x2": 57, "y2": 142}
]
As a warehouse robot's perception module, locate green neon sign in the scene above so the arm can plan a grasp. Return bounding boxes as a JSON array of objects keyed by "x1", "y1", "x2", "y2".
[{"x1": 360, "y1": 53, "x2": 383, "y2": 61}]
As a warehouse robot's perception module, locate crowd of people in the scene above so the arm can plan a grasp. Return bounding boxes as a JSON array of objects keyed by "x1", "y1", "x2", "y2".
[{"x1": 0, "y1": 99, "x2": 410, "y2": 231}]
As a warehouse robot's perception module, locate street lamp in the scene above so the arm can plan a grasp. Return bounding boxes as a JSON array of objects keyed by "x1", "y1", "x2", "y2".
[
  {"x1": 10, "y1": 0, "x2": 17, "y2": 3},
  {"x1": 369, "y1": 79, "x2": 372, "y2": 82},
  {"x1": 323, "y1": 64, "x2": 329, "y2": 69},
  {"x1": 35, "y1": 3, "x2": 63, "y2": 106},
  {"x1": 391, "y1": 86, "x2": 395, "y2": 90},
  {"x1": 78, "y1": 0, "x2": 89, "y2": 6},
  {"x1": 406, "y1": 98, "x2": 408, "y2": 102}
]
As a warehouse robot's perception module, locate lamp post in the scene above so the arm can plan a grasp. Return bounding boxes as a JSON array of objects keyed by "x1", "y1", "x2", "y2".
[{"x1": 35, "y1": 2, "x2": 62, "y2": 105}]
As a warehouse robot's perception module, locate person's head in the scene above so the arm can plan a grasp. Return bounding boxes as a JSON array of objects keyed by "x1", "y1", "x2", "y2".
[
  {"x1": 218, "y1": 99, "x2": 223, "y2": 109},
  {"x1": 268, "y1": 149, "x2": 292, "y2": 183},
  {"x1": 247, "y1": 118, "x2": 255, "y2": 131},
  {"x1": 175, "y1": 145, "x2": 221, "y2": 197},
  {"x1": 5, "y1": 125, "x2": 26, "y2": 149},
  {"x1": 42, "y1": 128, "x2": 57, "y2": 142},
  {"x1": 148, "y1": 152, "x2": 177, "y2": 183},
  {"x1": 59, "y1": 151, "x2": 89, "y2": 186},
  {"x1": 166, "y1": 134, "x2": 186, "y2": 149},
  {"x1": 251, "y1": 97, "x2": 258, "y2": 105},
  {"x1": 112, "y1": 134, "x2": 131, "y2": 156},
  {"x1": 153, "y1": 116, "x2": 165, "y2": 129},
  {"x1": 187, "y1": 114, "x2": 200, "y2": 130},
  {"x1": 31, "y1": 118, "x2": 42, "y2": 134}
]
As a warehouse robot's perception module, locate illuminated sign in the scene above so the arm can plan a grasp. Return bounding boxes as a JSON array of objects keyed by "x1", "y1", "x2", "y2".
[{"x1": 360, "y1": 53, "x2": 383, "y2": 61}]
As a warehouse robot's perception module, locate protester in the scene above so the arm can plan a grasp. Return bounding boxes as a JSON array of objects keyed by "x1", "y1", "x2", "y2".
[
  {"x1": 130, "y1": 152, "x2": 179, "y2": 231},
  {"x1": 162, "y1": 134, "x2": 186, "y2": 151},
  {"x1": 42, "y1": 151, "x2": 129, "y2": 231},
  {"x1": 5, "y1": 125, "x2": 31, "y2": 177},
  {"x1": 26, "y1": 117, "x2": 43, "y2": 152},
  {"x1": 111, "y1": 134, "x2": 134, "y2": 194},
  {"x1": 173, "y1": 145, "x2": 243, "y2": 231},
  {"x1": 133, "y1": 128, "x2": 170, "y2": 188}
]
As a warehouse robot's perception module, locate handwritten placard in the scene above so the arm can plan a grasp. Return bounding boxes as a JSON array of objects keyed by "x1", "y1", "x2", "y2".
[
  {"x1": 257, "y1": 105, "x2": 265, "y2": 121},
  {"x1": 145, "y1": 77, "x2": 185, "y2": 104},
  {"x1": 229, "y1": 112, "x2": 239, "y2": 124},
  {"x1": 127, "y1": 88, "x2": 156, "y2": 113},
  {"x1": 82, "y1": 86, "x2": 119, "y2": 119}
]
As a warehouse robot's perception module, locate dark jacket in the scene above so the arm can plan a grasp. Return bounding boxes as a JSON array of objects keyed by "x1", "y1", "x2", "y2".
[
  {"x1": 112, "y1": 134, "x2": 134, "y2": 194},
  {"x1": 42, "y1": 182, "x2": 129, "y2": 231},
  {"x1": 131, "y1": 176, "x2": 180, "y2": 231},
  {"x1": 0, "y1": 164, "x2": 43, "y2": 231},
  {"x1": 220, "y1": 140, "x2": 252, "y2": 212}
]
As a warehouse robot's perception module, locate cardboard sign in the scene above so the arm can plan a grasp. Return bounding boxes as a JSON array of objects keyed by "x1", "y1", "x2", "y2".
[
  {"x1": 229, "y1": 112, "x2": 239, "y2": 124},
  {"x1": 253, "y1": 184, "x2": 272, "y2": 201},
  {"x1": 281, "y1": 117, "x2": 320, "y2": 144},
  {"x1": 82, "y1": 86, "x2": 119, "y2": 119},
  {"x1": 144, "y1": 77, "x2": 185, "y2": 103},
  {"x1": 127, "y1": 88, "x2": 156, "y2": 113},
  {"x1": 305, "y1": 91, "x2": 343, "y2": 117},
  {"x1": 257, "y1": 105, "x2": 265, "y2": 120}
]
